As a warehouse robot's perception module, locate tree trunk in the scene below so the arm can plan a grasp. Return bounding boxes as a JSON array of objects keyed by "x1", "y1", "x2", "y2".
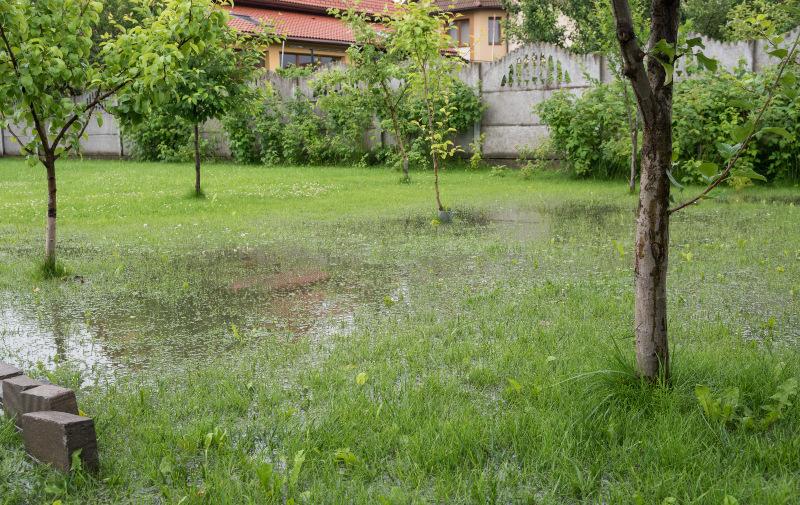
[
  {"x1": 634, "y1": 114, "x2": 672, "y2": 382},
  {"x1": 44, "y1": 154, "x2": 57, "y2": 267},
  {"x1": 390, "y1": 112, "x2": 410, "y2": 181},
  {"x1": 194, "y1": 123, "x2": 201, "y2": 196},
  {"x1": 421, "y1": 65, "x2": 444, "y2": 212},
  {"x1": 630, "y1": 113, "x2": 639, "y2": 193},
  {"x1": 382, "y1": 82, "x2": 411, "y2": 181},
  {"x1": 612, "y1": 0, "x2": 680, "y2": 382}
]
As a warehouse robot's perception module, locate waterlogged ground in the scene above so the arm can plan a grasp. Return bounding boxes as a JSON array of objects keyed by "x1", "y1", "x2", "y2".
[{"x1": 0, "y1": 160, "x2": 799, "y2": 503}]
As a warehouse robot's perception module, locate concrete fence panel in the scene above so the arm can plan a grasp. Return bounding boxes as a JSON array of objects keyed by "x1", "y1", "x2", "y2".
[{"x1": 2, "y1": 30, "x2": 795, "y2": 162}]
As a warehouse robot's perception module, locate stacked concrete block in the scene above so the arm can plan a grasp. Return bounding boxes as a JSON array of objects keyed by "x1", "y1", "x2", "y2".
[
  {"x1": 22, "y1": 411, "x2": 99, "y2": 472},
  {"x1": 0, "y1": 362, "x2": 99, "y2": 473},
  {"x1": 20, "y1": 385, "x2": 79, "y2": 417},
  {"x1": 0, "y1": 362, "x2": 23, "y2": 404},
  {"x1": 2, "y1": 375, "x2": 43, "y2": 425}
]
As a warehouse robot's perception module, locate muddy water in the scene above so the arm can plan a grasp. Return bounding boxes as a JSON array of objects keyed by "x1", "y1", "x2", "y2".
[
  {"x1": 0, "y1": 268, "x2": 395, "y2": 384},
  {"x1": 0, "y1": 208, "x2": 551, "y2": 383}
]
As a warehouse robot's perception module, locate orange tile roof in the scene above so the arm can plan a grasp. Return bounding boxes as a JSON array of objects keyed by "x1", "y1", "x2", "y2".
[
  {"x1": 227, "y1": 5, "x2": 359, "y2": 44},
  {"x1": 435, "y1": 0, "x2": 504, "y2": 10},
  {"x1": 236, "y1": 1, "x2": 397, "y2": 15}
]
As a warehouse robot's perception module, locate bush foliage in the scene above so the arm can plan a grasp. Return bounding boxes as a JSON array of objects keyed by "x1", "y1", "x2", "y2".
[
  {"x1": 538, "y1": 69, "x2": 800, "y2": 182},
  {"x1": 221, "y1": 74, "x2": 482, "y2": 168},
  {"x1": 124, "y1": 112, "x2": 212, "y2": 163}
]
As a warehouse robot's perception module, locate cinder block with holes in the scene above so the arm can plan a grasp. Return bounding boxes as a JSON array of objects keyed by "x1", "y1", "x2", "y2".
[
  {"x1": 21, "y1": 411, "x2": 99, "y2": 472},
  {"x1": 2, "y1": 375, "x2": 42, "y2": 425}
]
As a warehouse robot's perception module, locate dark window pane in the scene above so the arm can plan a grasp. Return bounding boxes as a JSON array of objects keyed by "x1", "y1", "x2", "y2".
[{"x1": 298, "y1": 54, "x2": 313, "y2": 66}]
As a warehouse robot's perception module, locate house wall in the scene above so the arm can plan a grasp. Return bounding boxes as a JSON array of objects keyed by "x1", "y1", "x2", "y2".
[
  {"x1": 265, "y1": 41, "x2": 350, "y2": 71},
  {"x1": 469, "y1": 9, "x2": 508, "y2": 62}
]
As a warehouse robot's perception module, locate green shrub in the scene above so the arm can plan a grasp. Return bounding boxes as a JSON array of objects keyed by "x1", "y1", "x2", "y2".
[
  {"x1": 537, "y1": 80, "x2": 632, "y2": 178},
  {"x1": 223, "y1": 73, "x2": 483, "y2": 168},
  {"x1": 123, "y1": 110, "x2": 212, "y2": 163},
  {"x1": 396, "y1": 80, "x2": 484, "y2": 167},
  {"x1": 538, "y1": 69, "x2": 800, "y2": 182}
]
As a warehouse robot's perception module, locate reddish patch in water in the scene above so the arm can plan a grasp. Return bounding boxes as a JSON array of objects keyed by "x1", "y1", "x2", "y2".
[{"x1": 230, "y1": 270, "x2": 330, "y2": 293}]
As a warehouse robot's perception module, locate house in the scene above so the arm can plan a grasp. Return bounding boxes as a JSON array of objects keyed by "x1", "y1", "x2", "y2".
[
  {"x1": 436, "y1": 1, "x2": 510, "y2": 63},
  {"x1": 226, "y1": 0, "x2": 509, "y2": 70},
  {"x1": 226, "y1": 1, "x2": 397, "y2": 70}
]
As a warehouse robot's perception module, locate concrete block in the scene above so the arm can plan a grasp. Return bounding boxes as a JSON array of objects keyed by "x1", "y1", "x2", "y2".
[
  {"x1": 2, "y1": 375, "x2": 42, "y2": 424},
  {"x1": 20, "y1": 385, "x2": 78, "y2": 419},
  {"x1": 21, "y1": 411, "x2": 99, "y2": 473},
  {"x1": 0, "y1": 362, "x2": 22, "y2": 380},
  {"x1": 0, "y1": 363, "x2": 23, "y2": 404}
]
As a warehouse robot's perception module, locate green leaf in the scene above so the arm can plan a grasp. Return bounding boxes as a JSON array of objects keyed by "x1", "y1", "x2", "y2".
[
  {"x1": 768, "y1": 48, "x2": 788, "y2": 58},
  {"x1": 698, "y1": 162, "x2": 719, "y2": 178},
  {"x1": 696, "y1": 53, "x2": 718, "y2": 72},
  {"x1": 653, "y1": 39, "x2": 676, "y2": 60},
  {"x1": 666, "y1": 169, "x2": 685, "y2": 189},
  {"x1": 759, "y1": 127, "x2": 793, "y2": 140},
  {"x1": 289, "y1": 450, "x2": 306, "y2": 488},
  {"x1": 731, "y1": 121, "x2": 754, "y2": 143},
  {"x1": 716, "y1": 142, "x2": 742, "y2": 159},
  {"x1": 159, "y1": 456, "x2": 173, "y2": 477},
  {"x1": 661, "y1": 61, "x2": 674, "y2": 86},
  {"x1": 732, "y1": 166, "x2": 767, "y2": 182},
  {"x1": 685, "y1": 37, "x2": 704, "y2": 49}
]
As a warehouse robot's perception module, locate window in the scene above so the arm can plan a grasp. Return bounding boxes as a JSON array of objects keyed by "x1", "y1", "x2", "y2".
[
  {"x1": 488, "y1": 17, "x2": 502, "y2": 45},
  {"x1": 449, "y1": 19, "x2": 470, "y2": 47},
  {"x1": 281, "y1": 52, "x2": 341, "y2": 69}
]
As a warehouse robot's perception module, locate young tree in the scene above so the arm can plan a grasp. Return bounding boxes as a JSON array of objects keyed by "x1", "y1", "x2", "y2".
[
  {"x1": 335, "y1": 7, "x2": 414, "y2": 181},
  {"x1": 611, "y1": 0, "x2": 799, "y2": 381},
  {"x1": 390, "y1": 0, "x2": 462, "y2": 216},
  {"x1": 119, "y1": 9, "x2": 274, "y2": 196},
  {"x1": 0, "y1": 0, "x2": 224, "y2": 270}
]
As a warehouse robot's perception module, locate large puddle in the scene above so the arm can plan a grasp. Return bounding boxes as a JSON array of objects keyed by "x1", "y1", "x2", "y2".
[
  {"x1": 2, "y1": 199, "x2": 797, "y2": 384},
  {"x1": 0, "y1": 208, "x2": 549, "y2": 383}
]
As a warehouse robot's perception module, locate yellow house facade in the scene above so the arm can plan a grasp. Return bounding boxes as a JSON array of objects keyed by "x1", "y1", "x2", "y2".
[{"x1": 228, "y1": 1, "x2": 510, "y2": 72}]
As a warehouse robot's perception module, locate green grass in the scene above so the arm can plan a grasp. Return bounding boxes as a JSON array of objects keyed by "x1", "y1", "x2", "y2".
[{"x1": 1, "y1": 158, "x2": 799, "y2": 504}]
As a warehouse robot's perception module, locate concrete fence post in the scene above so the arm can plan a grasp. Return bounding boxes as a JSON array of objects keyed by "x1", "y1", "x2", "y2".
[{"x1": 474, "y1": 62, "x2": 483, "y2": 152}]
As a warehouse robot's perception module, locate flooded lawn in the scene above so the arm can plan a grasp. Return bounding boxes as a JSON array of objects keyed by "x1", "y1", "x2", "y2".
[
  {"x1": 1, "y1": 161, "x2": 799, "y2": 504},
  {"x1": 2, "y1": 188, "x2": 797, "y2": 383},
  {"x1": 0, "y1": 206, "x2": 549, "y2": 382}
]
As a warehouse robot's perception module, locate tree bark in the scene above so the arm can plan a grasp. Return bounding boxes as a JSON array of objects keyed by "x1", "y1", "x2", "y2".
[
  {"x1": 381, "y1": 81, "x2": 410, "y2": 181},
  {"x1": 44, "y1": 153, "x2": 57, "y2": 267},
  {"x1": 612, "y1": 0, "x2": 680, "y2": 382},
  {"x1": 630, "y1": 112, "x2": 639, "y2": 193},
  {"x1": 389, "y1": 109, "x2": 410, "y2": 181},
  {"x1": 194, "y1": 123, "x2": 201, "y2": 196},
  {"x1": 421, "y1": 64, "x2": 445, "y2": 212}
]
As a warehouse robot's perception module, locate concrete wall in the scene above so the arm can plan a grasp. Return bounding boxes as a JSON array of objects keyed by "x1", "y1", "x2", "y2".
[{"x1": 3, "y1": 29, "x2": 795, "y2": 161}]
